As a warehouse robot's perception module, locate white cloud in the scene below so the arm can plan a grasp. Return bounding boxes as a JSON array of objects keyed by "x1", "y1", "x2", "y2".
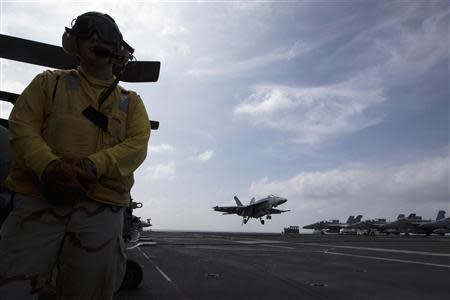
[
  {"x1": 195, "y1": 150, "x2": 215, "y2": 162},
  {"x1": 247, "y1": 152, "x2": 449, "y2": 223},
  {"x1": 326, "y1": 6, "x2": 448, "y2": 87},
  {"x1": 380, "y1": 9, "x2": 448, "y2": 83},
  {"x1": 0, "y1": 103, "x2": 13, "y2": 119},
  {"x1": 1, "y1": 79, "x2": 26, "y2": 95},
  {"x1": 233, "y1": 7, "x2": 447, "y2": 146},
  {"x1": 234, "y1": 76, "x2": 385, "y2": 145},
  {"x1": 148, "y1": 143, "x2": 174, "y2": 154},
  {"x1": 186, "y1": 41, "x2": 310, "y2": 77},
  {"x1": 234, "y1": 85, "x2": 296, "y2": 115},
  {"x1": 144, "y1": 162, "x2": 176, "y2": 181}
]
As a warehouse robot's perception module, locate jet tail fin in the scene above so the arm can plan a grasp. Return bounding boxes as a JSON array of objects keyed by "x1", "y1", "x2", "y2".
[
  {"x1": 354, "y1": 215, "x2": 363, "y2": 223},
  {"x1": 346, "y1": 216, "x2": 355, "y2": 224},
  {"x1": 436, "y1": 210, "x2": 446, "y2": 220},
  {"x1": 397, "y1": 214, "x2": 405, "y2": 220},
  {"x1": 249, "y1": 197, "x2": 255, "y2": 205},
  {"x1": 234, "y1": 196, "x2": 243, "y2": 207}
]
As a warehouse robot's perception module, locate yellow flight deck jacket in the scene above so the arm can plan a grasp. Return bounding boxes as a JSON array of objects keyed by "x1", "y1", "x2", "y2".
[{"x1": 5, "y1": 67, "x2": 150, "y2": 207}]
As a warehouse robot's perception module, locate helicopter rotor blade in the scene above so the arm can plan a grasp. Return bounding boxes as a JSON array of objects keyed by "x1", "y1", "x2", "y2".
[
  {"x1": 0, "y1": 118, "x2": 8, "y2": 129},
  {"x1": 0, "y1": 34, "x2": 160, "y2": 83},
  {"x1": 0, "y1": 91, "x2": 18, "y2": 104}
]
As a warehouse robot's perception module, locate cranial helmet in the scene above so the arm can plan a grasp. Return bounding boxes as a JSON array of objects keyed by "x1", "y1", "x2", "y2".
[{"x1": 62, "y1": 12, "x2": 134, "y2": 65}]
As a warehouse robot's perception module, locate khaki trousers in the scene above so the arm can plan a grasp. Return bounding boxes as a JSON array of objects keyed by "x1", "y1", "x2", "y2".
[{"x1": 0, "y1": 193, "x2": 126, "y2": 300}]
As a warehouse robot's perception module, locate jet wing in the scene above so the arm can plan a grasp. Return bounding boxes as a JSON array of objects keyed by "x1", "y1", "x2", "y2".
[
  {"x1": 270, "y1": 208, "x2": 290, "y2": 214},
  {"x1": 213, "y1": 206, "x2": 243, "y2": 215}
]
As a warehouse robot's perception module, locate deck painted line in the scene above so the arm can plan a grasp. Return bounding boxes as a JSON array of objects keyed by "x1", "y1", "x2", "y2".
[
  {"x1": 127, "y1": 241, "x2": 157, "y2": 250},
  {"x1": 154, "y1": 264, "x2": 173, "y2": 283},
  {"x1": 235, "y1": 240, "x2": 286, "y2": 244},
  {"x1": 137, "y1": 247, "x2": 151, "y2": 259},
  {"x1": 295, "y1": 242, "x2": 450, "y2": 257},
  {"x1": 185, "y1": 245, "x2": 283, "y2": 251},
  {"x1": 263, "y1": 244, "x2": 296, "y2": 250},
  {"x1": 323, "y1": 250, "x2": 450, "y2": 269},
  {"x1": 137, "y1": 247, "x2": 173, "y2": 283}
]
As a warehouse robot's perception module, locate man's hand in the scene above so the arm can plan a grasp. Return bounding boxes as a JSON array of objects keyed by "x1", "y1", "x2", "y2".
[
  {"x1": 41, "y1": 160, "x2": 81, "y2": 189},
  {"x1": 75, "y1": 158, "x2": 98, "y2": 188},
  {"x1": 41, "y1": 159, "x2": 82, "y2": 205}
]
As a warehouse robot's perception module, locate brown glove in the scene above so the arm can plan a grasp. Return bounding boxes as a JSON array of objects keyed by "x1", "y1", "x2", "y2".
[
  {"x1": 74, "y1": 158, "x2": 98, "y2": 189},
  {"x1": 41, "y1": 159, "x2": 82, "y2": 205},
  {"x1": 42, "y1": 160, "x2": 81, "y2": 189}
]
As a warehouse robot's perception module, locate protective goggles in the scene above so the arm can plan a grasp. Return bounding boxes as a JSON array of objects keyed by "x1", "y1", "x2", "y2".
[{"x1": 67, "y1": 13, "x2": 123, "y2": 46}]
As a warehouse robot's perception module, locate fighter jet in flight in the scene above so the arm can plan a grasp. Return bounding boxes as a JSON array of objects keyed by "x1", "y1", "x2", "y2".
[
  {"x1": 213, "y1": 195, "x2": 289, "y2": 225},
  {"x1": 303, "y1": 215, "x2": 363, "y2": 234}
]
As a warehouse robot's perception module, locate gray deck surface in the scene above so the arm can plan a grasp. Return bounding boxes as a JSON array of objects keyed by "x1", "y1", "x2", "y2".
[{"x1": 1, "y1": 231, "x2": 450, "y2": 299}]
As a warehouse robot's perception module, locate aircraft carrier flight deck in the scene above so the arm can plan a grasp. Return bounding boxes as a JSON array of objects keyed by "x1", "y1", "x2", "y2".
[{"x1": 1, "y1": 231, "x2": 449, "y2": 300}]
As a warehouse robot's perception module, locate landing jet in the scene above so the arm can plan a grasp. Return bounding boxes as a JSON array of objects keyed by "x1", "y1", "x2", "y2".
[
  {"x1": 303, "y1": 215, "x2": 362, "y2": 234},
  {"x1": 213, "y1": 195, "x2": 289, "y2": 224}
]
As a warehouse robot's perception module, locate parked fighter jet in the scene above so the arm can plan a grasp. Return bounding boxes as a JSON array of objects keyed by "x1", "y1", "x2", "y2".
[
  {"x1": 303, "y1": 215, "x2": 362, "y2": 234},
  {"x1": 123, "y1": 208, "x2": 152, "y2": 243},
  {"x1": 213, "y1": 195, "x2": 289, "y2": 224},
  {"x1": 419, "y1": 211, "x2": 449, "y2": 236},
  {"x1": 347, "y1": 218, "x2": 388, "y2": 235},
  {"x1": 380, "y1": 212, "x2": 445, "y2": 236}
]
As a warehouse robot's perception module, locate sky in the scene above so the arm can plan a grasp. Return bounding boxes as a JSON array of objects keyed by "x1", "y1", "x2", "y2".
[{"x1": 0, "y1": 0, "x2": 448, "y2": 232}]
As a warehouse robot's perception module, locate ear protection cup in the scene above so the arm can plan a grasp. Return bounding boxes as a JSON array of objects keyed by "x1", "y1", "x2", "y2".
[{"x1": 62, "y1": 31, "x2": 78, "y2": 56}]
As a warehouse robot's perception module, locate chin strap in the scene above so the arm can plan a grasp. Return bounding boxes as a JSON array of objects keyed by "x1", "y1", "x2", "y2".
[
  {"x1": 82, "y1": 64, "x2": 126, "y2": 131},
  {"x1": 81, "y1": 63, "x2": 159, "y2": 131}
]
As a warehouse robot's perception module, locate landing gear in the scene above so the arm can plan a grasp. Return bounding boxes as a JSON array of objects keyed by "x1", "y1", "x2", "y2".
[
  {"x1": 266, "y1": 215, "x2": 272, "y2": 220},
  {"x1": 260, "y1": 218, "x2": 265, "y2": 225},
  {"x1": 242, "y1": 217, "x2": 250, "y2": 225}
]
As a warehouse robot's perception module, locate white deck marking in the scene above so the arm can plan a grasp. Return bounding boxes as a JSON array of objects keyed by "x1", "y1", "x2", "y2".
[
  {"x1": 323, "y1": 250, "x2": 450, "y2": 269},
  {"x1": 137, "y1": 247, "x2": 150, "y2": 259},
  {"x1": 137, "y1": 247, "x2": 173, "y2": 283},
  {"x1": 235, "y1": 239, "x2": 286, "y2": 244},
  {"x1": 295, "y1": 242, "x2": 450, "y2": 257},
  {"x1": 185, "y1": 245, "x2": 285, "y2": 251},
  {"x1": 263, "y1": 244, "x2": 296, "y2": 250},
  {"x1": 127, "y1": 241, "x2": 157, "y2": 250}
]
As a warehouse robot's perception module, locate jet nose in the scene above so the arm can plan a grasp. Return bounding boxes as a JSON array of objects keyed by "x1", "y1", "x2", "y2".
[{"x1": 279, "y1": 198, "x2": 287, "y2": 204}]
